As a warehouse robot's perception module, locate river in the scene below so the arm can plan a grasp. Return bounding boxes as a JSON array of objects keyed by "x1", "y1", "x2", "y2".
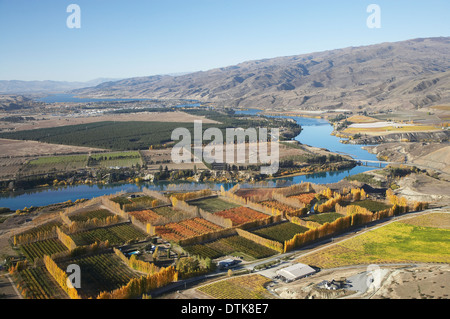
[{"x1": 0, "y1": 107, "x2": 381, "y2": 210}]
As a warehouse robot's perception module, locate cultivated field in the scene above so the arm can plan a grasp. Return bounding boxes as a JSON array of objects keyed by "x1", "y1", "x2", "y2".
[
  {"x1": 296, "y1": 213, "x2": 450, "y2": 269},
  {"x1": 68, "y1": 209, "x2": 115, "y2": 222},
  {"x1": 347, "y1": 199, "x2": 392, "y2": 213},
  {"x1": 16, "y1": 266, "x2": 68, "y2": 299},
  {"x1": 215, "y1": 207, "x2": 269, "y2": 227},
  {"x1": 0, "y1": 138, "x2": 103, "y2": 157},
  {"x1": 344, "y1": 124, "x2": 442, "y2": 135},
  {"x1": 128, "y1": 210, "x2": 164, "y2": 224},
  {"x1": 70, "y1": 223, "x2": 148, "y2": 246},
  {"x1": 111, "y1": 195, "x2": 166, "y2": 211},
  {"x1": 234, "y1": 188, "x2": 277, "y2": 200},
  {"x1": 15, "y1": 221, "x2": 63, "y2": 238},
  {"x1": 260, "y1": 201, "x2": 299, "y2": 214},
  {"x1": 0, "y1": 111, "x2": 218, "y2": 132},
  {"x1": 187, "y1": 197, "x2": 240, "y2": 213},
  {"x1": 182, "y1": 235, "x2": 277, "y2": 260},
  {"x1": 346, "y1": 115, "x2": 379, "y2": 123},
  {"x1": 197, "y1": 274, "x2": 273, "y2": 299},
  {"x1": 155, "y1": 217, "x2": 224, "y2": 242},
  {"x1": 57, "y1": 252, "x2": 141, "y2": 298},
  {"x1": 288, "y1": 193, "x2": 317, "y2": 205},
  {"x1": 0, "y1": 157, "x2": 27, "y2": 180},
  {"x1": 399, "y1": 212, "x2": 450, "y2": 229},
  {"x1": 21, "y1": 154, "x2": 88, "y2": 175},
  {"x1": 20, "y1": 238, "x2": 68, "y2": 261},
  {"x1": 88, "y1": 151, "x2": 142, "y2": 168},
  {"x1": 152, "y1": 206, "x2": 193, "y2": 223},
  {"x1": 252, "y1": 222, "x2": 309, "y2": 243},
  {"x1": 301, "y1": 212, "x2": 344, "y2": 224}
]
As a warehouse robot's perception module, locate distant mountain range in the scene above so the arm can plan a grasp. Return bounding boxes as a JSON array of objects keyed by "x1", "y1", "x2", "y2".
[
  {"x1": 0, "y1": 78, "x2": 121, "y2": 94},
  {"x1": 72, "y1": 37, "x2": 450, "y2": 111}
]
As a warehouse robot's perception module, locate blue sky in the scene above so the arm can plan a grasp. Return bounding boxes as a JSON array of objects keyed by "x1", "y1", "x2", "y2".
[{"x1": 0, "y1": 0, "x2": 448, "y2": 81}]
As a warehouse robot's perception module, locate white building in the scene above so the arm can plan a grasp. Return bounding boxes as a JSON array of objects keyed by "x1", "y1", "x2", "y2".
[{"x1": 276, "y1": 263, "x2": 316, "y2": 282}]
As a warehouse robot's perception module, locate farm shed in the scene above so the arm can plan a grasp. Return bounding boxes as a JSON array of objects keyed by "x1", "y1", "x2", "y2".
[{"x1": 276, "y1": 263, "x2": 316, "y2": 282}]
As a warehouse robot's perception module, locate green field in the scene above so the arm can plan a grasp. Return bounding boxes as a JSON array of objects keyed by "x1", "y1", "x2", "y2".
[
  {"x1": 16, "y1": 221, "x2": 63, "y2": 238},
  {"x1": 69, "y1": 209, "x2": 115, "y2": 222},
  {"x1": 252, "y1": 222, "x2": 309, "y2": 243},
  {"x1": 349, "y1": 200, "x2": 392, "y2": 212},
  {"x1": 21, "y1": 155, "x2": 88, "y2": 175},
  {"x1": 0, "y1": 110, "x2": 302, "y2": 151},
  {"x1": 88, "y1": 151, "x2": 142, "y2": 168},
  {"x1": 296, "y1": 214, "x2": 450, "y2": 268},
  {"x1": 302, "y1": 212, "x2": 344, "y2": 224},
  {"x1": 152, "y1": 206, "x2": 191, "y2": 221},
  {"x1": 188, "y1": 197, "x2": 240, "y2": 213},
  {"x1": 70, "y1": 223, "x2": 148, "y2": 246},
  {"x1": 183, "y1": 235, "x2": 278, "y2": 260},
  {"x1": 20, "y1": 238, "x2": 68, "y2": 261},
  {"x1": 57, "y1": 252, "x2": 140, "y2": 298},
  {"x1": 0, "y1": 121, "x2": 219, "y2": 151},
  {"x1": 17, "y1": 266, "x2": 68, "y2": 299}
]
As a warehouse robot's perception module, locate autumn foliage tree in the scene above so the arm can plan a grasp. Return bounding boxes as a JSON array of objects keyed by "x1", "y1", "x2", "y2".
[
  {"x1": 96, "y1": 266, "x2": 178, "y2": 299},
  {"x1": 43, "y1": 255, "x2": 81, "y2": 299}
]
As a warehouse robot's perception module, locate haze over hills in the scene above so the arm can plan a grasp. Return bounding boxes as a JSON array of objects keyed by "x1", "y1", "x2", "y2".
[
  {"x1": 73, "y1": 37, "x2": 450, "y2": 111},
  {"x1": 0, "y1": 78, "x2": 121, "y2": 94}
]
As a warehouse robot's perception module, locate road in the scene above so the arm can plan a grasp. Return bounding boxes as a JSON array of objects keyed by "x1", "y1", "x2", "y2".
[{"x1": 0, "y1": 273, "x2": 22, "y2": 299}]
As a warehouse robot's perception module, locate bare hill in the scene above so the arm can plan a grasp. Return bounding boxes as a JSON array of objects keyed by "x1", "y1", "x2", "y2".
[{"x1": 73, "y1": 37, "x2": 450, "y2": 111}]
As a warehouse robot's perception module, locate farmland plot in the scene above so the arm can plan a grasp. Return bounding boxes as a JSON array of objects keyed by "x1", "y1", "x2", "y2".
[
  {"x1": 296, "y1": 215, "x2": 450, "y2": 269},
  {"x1": 57, "y1": 252, "x2": 140, "y2": 298},
  {"x1": 20, "y1": 154, "x2": 88, "y2": 175},
  {"x1": 69, "y1": 209, "x2": 115, "y2": 222},
  {"x1": 152, "y1": 206, "x2": 193, "y2": 223},
  {"x1": 17, "y1": 266, "x2": 68, "y2": 299},
  {"x1": 21, "y1": 238, "x2": 68, "y2": 261},
  {"x1": 70, "y1": 223, "x2": 148, "y2": 246},
  {"x1": 288, "y1": 193, "x2": 317, "y2": 205},
  {"x1": 252, "y1": 222, "x2": 309, "y2": 243},
  {"x1": 155, "y1": 217, "x2": 223, "y2": 242},
  {"x1": 260, "y1": 200, "x2": 299, "y2": 214},
  {"x1": 88, "y1": 151, "x2": 142, "y2": 168},
  {"x1": 215, "y1": 207, "x2": 269, "y2": 226},
  {"x1": 0, "y1": 157, "x2": 27, "y2": 180},
  {"x1": 302, "y1": 212, "x2": 344, "y2": 224},
  {"x1": 129, "y1": 210, "x2": 164, "y2": 224},
  {"x1": 198, "y1": 274, "x2": 272, "y2": 299},
  {"x1": 183, "y1": 235, "x2": 277, "y2": 260},
  {"x1": 188, "y1": 197, "x2": 240, "y2": 213},
  {"x1": 16, "y1": 221, "x2": 63, "y2": 238}
]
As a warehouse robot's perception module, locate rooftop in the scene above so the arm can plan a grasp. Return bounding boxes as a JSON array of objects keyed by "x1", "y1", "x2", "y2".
[{"x1": 276, "y1": 263, "x2": 316, "y2": 281}]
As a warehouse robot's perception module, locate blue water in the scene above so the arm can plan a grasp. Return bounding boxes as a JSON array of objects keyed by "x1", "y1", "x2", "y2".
[
  {"x1": 236, "y1": 109, "x2": 378, "y2": 161},
  {"x1": 291, "y1": 116, "x2": 378, "y2": 161},
  {"x1": 0, "y1": 182, "x2": 235, "y2": 211},
  {"x1": 0, "y1": 108, "x2": 382, "y2": 210}
]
